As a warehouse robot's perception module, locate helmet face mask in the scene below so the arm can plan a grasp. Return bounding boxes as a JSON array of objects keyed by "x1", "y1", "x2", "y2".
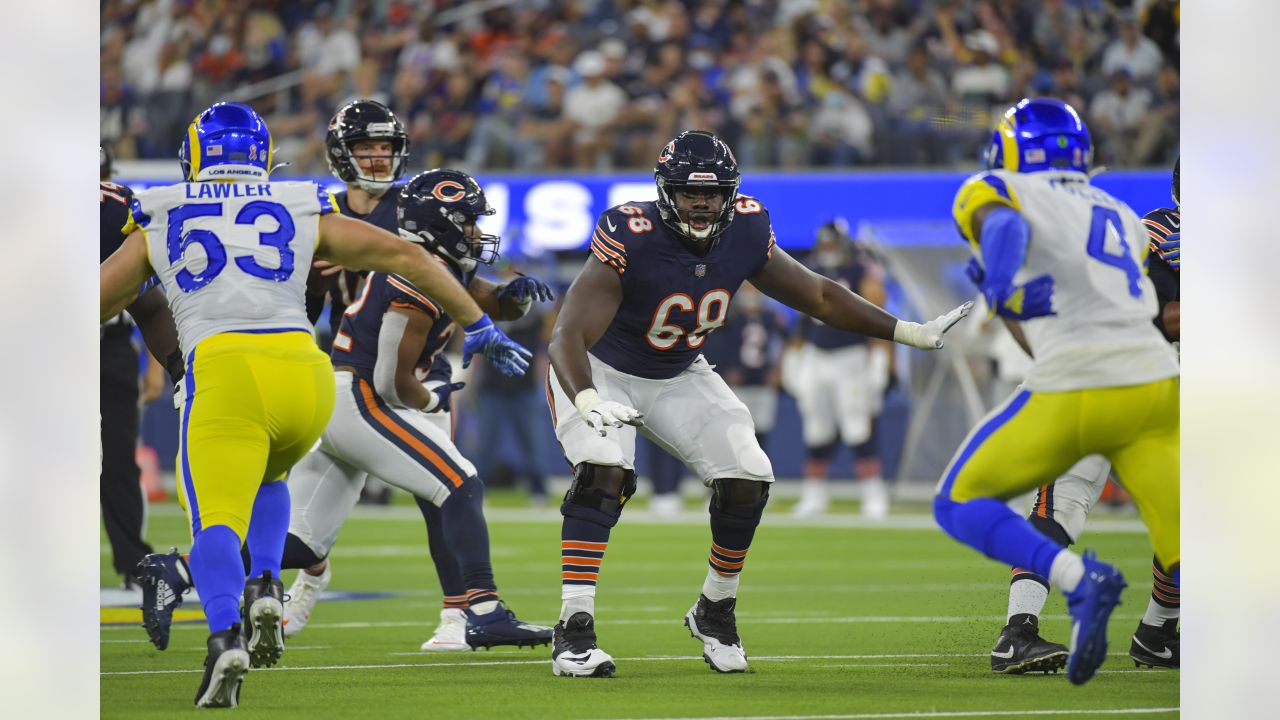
[
  {"x1": 179, "y1": 102, "x2": 273, "y2": 182},
  {"x1": 398, "y1": 169, "x2": 499, "y2": 273},
  {"x1": 985, "y1": 98, "x2": 1092, "y2": 175},
  {"x1": 654, "y1": 130, "x2": 741, "y2": 248},
  {"x1": 326, "y1": 100, "x2": 410, "y2": 194}
]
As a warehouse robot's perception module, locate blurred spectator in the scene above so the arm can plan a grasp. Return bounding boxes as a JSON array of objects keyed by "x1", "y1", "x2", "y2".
[
  {"x1": 1090, "y1": 69, "x2": 1153, "y2": 167},
  {"x1": 952, "y1": 30, "x2": 1009, "y2": 107},
  {"x1": 563, "y1": 51, "x2": 627, "y2": 169},
  {"x1": 808, "y1": 85, "x2": 874, "y2": 166},
  {"x1": 1100, "y1": 12, "x2": 1164, "y2": 81}
]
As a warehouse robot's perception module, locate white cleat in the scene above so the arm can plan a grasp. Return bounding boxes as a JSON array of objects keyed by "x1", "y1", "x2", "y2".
[
  {"x1": 860, "y1": 477, "x2": 890, "y2": 520},
  {"x1": 649, "y1": 493, "x2": 683, "y2": 518},
  {"x1": 792, "y1": 481, "x2": 829, "y2": 517},
  {"x1": 283, "y1": 564, "x2": 331, "y2": 639},
  {"x1": 421, "y1": 608, "x2": 469, "y2": 651},
  {"x1": 551, "y1": 612, "x2": 616, "y2": 677},
  {"x1": 685, "y1": 595, "x2": 748, "y2": 673}
]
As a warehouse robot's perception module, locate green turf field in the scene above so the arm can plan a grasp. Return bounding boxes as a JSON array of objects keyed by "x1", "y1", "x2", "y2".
[{"x1": 101, "y1": 494, "x2": 1177, "y2": 718}]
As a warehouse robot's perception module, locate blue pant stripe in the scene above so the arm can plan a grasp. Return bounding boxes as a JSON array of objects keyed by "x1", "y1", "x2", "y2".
[
  {"x1": 939, "y1": 389, "x2": 1031, "y2": 500},
  {"x1": 181, "y1": 351, "x2": 202, "y2": 535}
]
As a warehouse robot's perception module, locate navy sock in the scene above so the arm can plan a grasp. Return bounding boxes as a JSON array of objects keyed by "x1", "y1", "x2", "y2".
[
  {"x1": 246, "y1": 481, "x2": 290, "y2": 579},
  {"x1": 438, "y1": 477, "x2": 496, "y2": 604},
  {"x1": 934, "y1": 495, "x2": 1064, "y2": 579},
  {"x1": 188, "y1": 524, "x2": 245, "y2": 634},
  {"x1": 280, "y1": 533, "x2": 325, "y2": 571},
  {"x1": 415, "y1": 495, "x2": 467, "y2": 606}
]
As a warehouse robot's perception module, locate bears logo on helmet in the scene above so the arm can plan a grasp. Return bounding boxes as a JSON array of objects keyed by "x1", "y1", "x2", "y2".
[{"x1": 398, "y1": 169, "x2": 500, "y2": 273}]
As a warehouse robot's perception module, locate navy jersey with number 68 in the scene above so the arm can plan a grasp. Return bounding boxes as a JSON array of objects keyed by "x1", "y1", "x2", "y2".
[{"x1": 588, "y1": 198, "x2": 776, "y2": 380}]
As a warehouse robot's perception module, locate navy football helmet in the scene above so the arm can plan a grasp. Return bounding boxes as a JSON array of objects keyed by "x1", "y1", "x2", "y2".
[
  {"x1": 179, "y1": 102, "x2": 272, "y2": 182},
  {"x1": 398, "y1": 169, "x2": 499, "y2": 273},
  {"x1": 326, "y1": 100, "x2": 411, "y2": 194},
  {"x1": 654, "y1": 130, "x2": 741, "y2": 246},
  {"x1": 985, "y1": 98, "x2": 1092, "y2": 174}
]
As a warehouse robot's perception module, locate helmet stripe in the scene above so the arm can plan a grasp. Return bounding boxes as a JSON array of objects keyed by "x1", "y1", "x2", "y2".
[
  {"x1": 998, "y1": 118, "x2": 1019, "y2": 173},
  {"x1": 186, "y1": 121, "x2": 202, "y2": 181}
]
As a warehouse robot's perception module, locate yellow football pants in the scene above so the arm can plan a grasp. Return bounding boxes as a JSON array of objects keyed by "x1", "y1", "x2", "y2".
[
  {"x1": 175, "y1": 331, "x2": 335, "y2": 541},
  {"x1": 941, "y1": 377, "x2": 1179, "y2": 569}
]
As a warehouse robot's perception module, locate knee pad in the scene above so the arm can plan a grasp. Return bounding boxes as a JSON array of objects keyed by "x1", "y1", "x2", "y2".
[
  {"x1": 1027, "y1": 511, "x2": 1072, "y2": 548},
  {"x1": 806, "y1": 442, "x2": 838, "y2": 462},
  {"x1": 560, "y1": 464, "x2": 636, "y2": 529},
  {"x1": 710, "y1": 479, "x2": 770, "y2": 527}
]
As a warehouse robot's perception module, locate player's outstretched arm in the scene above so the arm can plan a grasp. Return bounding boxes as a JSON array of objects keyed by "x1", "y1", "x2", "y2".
[
  {"x1": 548, "y1": 258, "x2": 641, "y2": 431},
  {"x1": 317, "y1": 213, "x2": 484, "y2": 327},
  {"x1": 100, "y1": 230, "x2": 155, "y2": 323},
  {"x1": 468, "y1": 274, "x2": 556, "y2": 321},
  {"x1": 751, "y1": 247, "x2": 971, "y2": 350}
]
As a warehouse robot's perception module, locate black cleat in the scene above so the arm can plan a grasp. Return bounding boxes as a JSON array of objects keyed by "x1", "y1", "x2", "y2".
[
  {"x1": 136, "y1": 549, "x2": 193, "y2": 651},
  {"x1": 241, "y1": 571, "x2": 285, "y2": 668},
  {"x1": 551, "y1": 612, "x2": 616, "y2": 677},
  {"x1": 991, "y1": 622, "x2": 1069, "y2": 674},
  {"x1": 685, "y1": 594, "x2": 748, "y2": 673},
  {"x1": 1130, "y1": 618, "x2": 1179, "y2": 668},
  {"x1": 194, "y1": 624, "x2": 250, "y2": 708},
  {"x1": 464, "y1": 602, "x2": 554, "y2": 650}
]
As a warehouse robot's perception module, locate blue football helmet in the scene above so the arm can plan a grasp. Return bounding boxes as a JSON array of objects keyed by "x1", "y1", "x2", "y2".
[
  {"x1": 179, "y1": 102, "x2": 273, "y2": 182},
  {"x1": 985, "y1": 98, "x2": 1091, "y2": 174}
]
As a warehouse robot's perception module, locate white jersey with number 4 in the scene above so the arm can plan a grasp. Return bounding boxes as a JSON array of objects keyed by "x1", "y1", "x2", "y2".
[
  {"x1": 124, "y1": 181, "x2": 336, "y2": 354},
  {"x1": 952, "y1": 169, "x2": 1179, "y2": 392}
]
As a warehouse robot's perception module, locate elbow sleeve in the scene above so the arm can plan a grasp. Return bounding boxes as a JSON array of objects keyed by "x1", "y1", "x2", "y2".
[
  {"x1": 978, "y1": 207, "x2": 1031, "y2": 290},
  {"x1": 373, "y1": 312, "x2": 410, "y2": 407}
]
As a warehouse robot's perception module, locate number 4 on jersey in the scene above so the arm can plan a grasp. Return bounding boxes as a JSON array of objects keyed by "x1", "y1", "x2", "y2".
[{"x1": 1086, "y1": 206, "x2": 1142, "y2": 298}]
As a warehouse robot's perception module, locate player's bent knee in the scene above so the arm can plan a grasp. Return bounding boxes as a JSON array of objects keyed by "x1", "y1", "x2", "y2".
[
  {"x1": 805, "y1": 441, "x2": 838, "y2": 462},
  {"x1": 560, "y1": 464, "x2": 636, "y2": 528},
  {"x1": 710, "y1": 479, "x2": 770, "y2": 527},
  {"x1": 282, "y1": 533, "x2": 327, "y2": 571},
  {"x1": 1027, "y1": 512, "x2": 1073, "y2": 547}
]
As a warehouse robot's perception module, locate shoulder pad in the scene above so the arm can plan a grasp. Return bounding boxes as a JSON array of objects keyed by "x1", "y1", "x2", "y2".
[{"x1": 953, "y1": 171, "x2": 1021, "y2": 247}]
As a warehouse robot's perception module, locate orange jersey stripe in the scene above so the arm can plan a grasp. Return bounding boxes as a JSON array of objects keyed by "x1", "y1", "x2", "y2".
[
  {"x1": 386, "y1": 277, "x2": 440, "y2": 317},
  {"x1": 590, "y1": 246, "x2": 623, "y2": 273},
  {"x1": 545, "y1": 367, "x2": 558, "y2": 428},
  {"x1": 561, "y1": 571, "x2": 599, "y2": 581},
  {"x1": 1142, "y1": 219, "x2": 1174, "y2": 237},
  {"x1": 562, "y1": 556, "x2": 603, "y2": 566},
  {"x1": 596, "y1": 228, "x2": 627, "y2": 254},
  {"x1": 710, "y1": 543, "x2": 748, "y2": 559},
  {"x1": 358, "y1": 380, "x2": 463, "y2": 487},
  {"x1": 591, "y1": 235, "x2": 627, "y2": 264},
  {"x1": 562, "y1": 541, "x2": 608, "y2": 551}
]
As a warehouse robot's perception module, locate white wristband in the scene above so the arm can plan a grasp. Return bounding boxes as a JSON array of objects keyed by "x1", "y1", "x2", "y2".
[
  {"x1": 892, "y1": 320, "x2": 918, "y2": 347},
  {"x1": 573, "y1": 388, "x2": 601, "y2": 416}
]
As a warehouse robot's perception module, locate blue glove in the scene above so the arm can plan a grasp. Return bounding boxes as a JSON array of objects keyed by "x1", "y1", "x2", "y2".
[
  {"x1": 987, "y1": 274, "x2": 1057, "y2": 320},
  {"x1": 461, "y1": 316, "x2": 532, "y2": 376},
  {"x1": 424, "y1": 381, "x2": 466, "y2": 413},
  {"x1": 496, "y1": 274, "x2": 556, "y2": 304},
  {"x1": 1156, "y1": 232, "x2": 1179, "y2": 269}
]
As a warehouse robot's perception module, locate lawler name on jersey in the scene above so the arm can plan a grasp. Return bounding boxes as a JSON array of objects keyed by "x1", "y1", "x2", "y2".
[
  {"x1": 330, "y1": 266, "x2": 470, "y2": 386},
  {"x1": 125, "y1": 180, "x2": 337, "y2": 354},
  {"x1": 952, "y1": 169, "x2": 1179, "y2": 391},
  {"x1": 589, "y1": 198, "x2": 776, "y2": 380}
]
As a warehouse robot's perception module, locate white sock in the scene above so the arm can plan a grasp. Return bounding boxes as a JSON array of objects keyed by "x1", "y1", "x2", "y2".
[
  {"x1": 560, "y1": 585, "x2": 595, "y2": 620},
  {"x1": 470, "y1": 600, "x2": 498, "y2": 615},
  {"x1": 1048, "y1": 550, "x2": 1085, "y2": 593},
  {"x1": 1141, "y1": 597, "x2": 1180, "y2": 627},
  {"x1": 1007, "y1": 578, "x2": 1049, "y2": 622},
  {"x1": 701, "y1": 567, "x2": 740, "y2": 602}
]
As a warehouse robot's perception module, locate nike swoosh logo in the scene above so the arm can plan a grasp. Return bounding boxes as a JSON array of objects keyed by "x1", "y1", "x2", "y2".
[
  {"x1": 605, "y1": 218, "x2": 617, "y2": 233},
  {"x1": 1132, "y1": 637, "x2": 1173, "y2": 659},
  {"x1": 991, "y1": 645, "x2": 1015, "y2": 659}
]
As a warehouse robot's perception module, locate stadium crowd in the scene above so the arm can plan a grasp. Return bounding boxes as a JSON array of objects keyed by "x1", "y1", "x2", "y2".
[{"x1": 101, "y1": 0, "x2": 1179, "y2": 173}]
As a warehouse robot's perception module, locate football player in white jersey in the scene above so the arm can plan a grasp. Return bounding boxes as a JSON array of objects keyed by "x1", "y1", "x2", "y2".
[
  {"x1": 931, "y1": 98, "x2": 1180, "y2": 686},
  {"x1": 99, "y1": 102, "x2": 531, "y2": 709}
]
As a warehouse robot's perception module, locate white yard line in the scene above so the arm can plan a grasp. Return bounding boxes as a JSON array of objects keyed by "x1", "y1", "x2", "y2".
[{"x1": 604, "y1": 709, "x2": 1177, "y2": 720}]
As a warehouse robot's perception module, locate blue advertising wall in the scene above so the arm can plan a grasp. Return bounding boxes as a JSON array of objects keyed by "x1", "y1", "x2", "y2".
[
  {"x1": 133, "y1": 169, "x2": 1171, "y2": 482},
  {"x1": 124, "y1": 170, "x2": 1171, "y2": 254}
]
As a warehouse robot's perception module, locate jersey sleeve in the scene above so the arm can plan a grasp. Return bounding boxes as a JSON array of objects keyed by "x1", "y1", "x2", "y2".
[
  {"x1": 736, "y1": 195, "x2": 775, "y2": 276},
  {"x1": 386, "y1": 274, "x2": 441, "y2": 318},
  {"x1": 1142, "y1": 208, "x2": 1179, "y2": 272},
  {"x1": 952, "y1": 172, "x2": 1022, "y2": 249},
  {"x1": 589, "y1": 207, "x2": 630, "y2": 275},
  {"x1": 316, "y1": 183, "x2": 339, "y2": 216},
  {"x1": 100, "y1": 183, "x2": 135, "y2": 260}
]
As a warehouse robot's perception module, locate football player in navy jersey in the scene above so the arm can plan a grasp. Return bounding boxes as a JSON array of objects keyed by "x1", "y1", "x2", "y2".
[
  {"x1": 279, "y1": 168, "x2": 554, "y2": 651},
  {"x1": 790, "y1": 219, "x2": 894, "y2": 519},
  {"x1": 545, "y1": 130, "x2": 972, "y2": 677}
]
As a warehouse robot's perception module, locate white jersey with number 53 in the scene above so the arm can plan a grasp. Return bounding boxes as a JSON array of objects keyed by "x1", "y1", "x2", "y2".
[
  {"x1": 124, "y1": 181, "x2": 337, "y2": 354},
  {"x1": 952, "y1": 169, "x2": 1179, "y2": 392}
]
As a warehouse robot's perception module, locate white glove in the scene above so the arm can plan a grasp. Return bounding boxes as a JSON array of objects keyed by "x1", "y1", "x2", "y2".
[
  {"x1": 574, "y1": 389, "x2": 643, "y2": 436},
  {"x1": 172, "y1": 376, "x2": 187, "y2": 410},
  {"x1": 892, "y1": 301, "x2": 974, "y2": 350}
]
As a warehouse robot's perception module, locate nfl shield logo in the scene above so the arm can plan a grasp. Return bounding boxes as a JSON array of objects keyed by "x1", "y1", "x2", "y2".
[{"x1": 694, "y1": 264, "x2": 706, "y2": 277}]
